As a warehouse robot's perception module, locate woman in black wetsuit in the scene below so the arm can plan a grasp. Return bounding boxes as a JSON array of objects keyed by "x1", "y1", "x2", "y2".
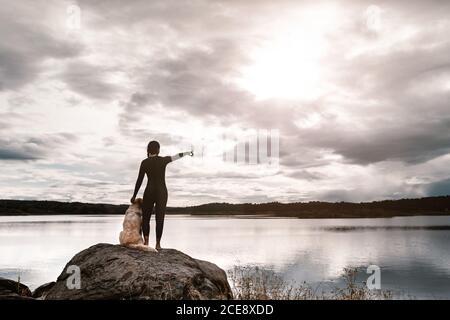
[{"x1": 130, "y1": 140, "x2": 193, "y2": 250}]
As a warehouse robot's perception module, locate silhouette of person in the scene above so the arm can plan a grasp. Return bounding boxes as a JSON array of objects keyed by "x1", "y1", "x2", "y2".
[{"x1": 131, "y1": 140, "x2": 193, "y2": 250}]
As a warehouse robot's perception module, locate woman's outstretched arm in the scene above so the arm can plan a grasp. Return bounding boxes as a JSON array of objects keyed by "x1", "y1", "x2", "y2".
[
  {"x1": 131, "y1": 161, "x2": 145, "y2": 203},
  {"x1": 170, "y1": 151, "x2": 193, "y2": 162}
]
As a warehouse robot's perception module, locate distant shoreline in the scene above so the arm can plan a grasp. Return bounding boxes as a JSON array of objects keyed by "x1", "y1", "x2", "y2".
[{"x1": 1, "y1": 196, "x2": 449, "y2": 219}]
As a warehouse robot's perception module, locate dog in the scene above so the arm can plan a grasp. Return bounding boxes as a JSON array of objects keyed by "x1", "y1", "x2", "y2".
[{"x1": 119, "y1": 198, "x2": 157, "y2": 252}]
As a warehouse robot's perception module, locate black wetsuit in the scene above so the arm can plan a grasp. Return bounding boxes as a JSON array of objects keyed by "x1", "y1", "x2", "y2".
[{"x1": 134, "y1": 156, "x2": 172, "y2": 240}]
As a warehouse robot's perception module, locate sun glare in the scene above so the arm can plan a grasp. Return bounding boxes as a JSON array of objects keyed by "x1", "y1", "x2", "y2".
[{"x1": 236, "y1": 6, "x2": 336, "y2": 101}]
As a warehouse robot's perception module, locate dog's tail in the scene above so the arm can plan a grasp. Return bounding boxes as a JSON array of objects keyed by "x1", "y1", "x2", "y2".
[{"x1": 128, "y1": 244, "x2": 158, "y2": 252}]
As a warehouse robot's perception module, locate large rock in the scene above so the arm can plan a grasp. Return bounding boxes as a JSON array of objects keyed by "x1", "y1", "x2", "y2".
[
  {"x1": 45, "y1": 243, "x2": 233, "y2": 300},
  {"x1": 0, "y1": 277, "x2": 33, "y2": 300},
  {"x1": 32, "y1": 281, "x2": 56, "y2": 299}
]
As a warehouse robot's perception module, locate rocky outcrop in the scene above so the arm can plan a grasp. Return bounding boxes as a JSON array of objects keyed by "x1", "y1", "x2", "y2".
[
  {"x1": 44, "y1": 243, "x2": 233, "y2": 300},
  {"x1": 32, "y1": 281, "x2": 56, "y2": 299},
  {"x1": 0, "y1": 277, "x2": 33, "y2": 300}
]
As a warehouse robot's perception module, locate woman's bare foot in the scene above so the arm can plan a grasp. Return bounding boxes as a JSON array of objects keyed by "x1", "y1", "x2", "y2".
[
  {"x1": 155, "y1": 242, "x2": 161, "y2": 250},
  {"x1": 144, "y1": 236, "x2": 149, "y2": 246}
]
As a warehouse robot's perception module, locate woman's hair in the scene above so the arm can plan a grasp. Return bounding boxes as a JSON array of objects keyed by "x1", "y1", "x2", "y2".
[{"x1": 147, "y1": 140, "x2": 160, "y2": 157}]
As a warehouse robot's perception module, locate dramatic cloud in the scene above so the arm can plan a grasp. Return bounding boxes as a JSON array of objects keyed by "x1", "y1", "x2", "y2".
[
  {"x1": 61, "y1": 61, "x2": 121, "y2": 100},
  {"x1": 0, "y1": 133, "x2": 78, "y2": 160},
  {"x1": 1, "y1": 0, "x2": 450, "y2": 204},
  {"x1": 0, "y1": 1, "x2": 82, "y2": 90}
]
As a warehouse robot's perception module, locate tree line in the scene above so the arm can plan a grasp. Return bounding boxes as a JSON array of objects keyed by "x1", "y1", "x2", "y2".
[{"x1": 1, "y1": 195, "x2": 449, "y2": 218}]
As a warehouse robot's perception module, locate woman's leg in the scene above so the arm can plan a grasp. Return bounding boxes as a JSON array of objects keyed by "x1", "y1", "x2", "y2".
[
  {"x1": 155, "y1": 191, "x2": 168, "y2": 250},
  {"x1": 142, "y1": 197, "x2": 155, "y2": 245}
]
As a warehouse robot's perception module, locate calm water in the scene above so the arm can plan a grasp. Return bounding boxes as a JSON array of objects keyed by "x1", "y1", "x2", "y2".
[{"x1": 0, "y1": 214, "x2": 449, "y2": 299}]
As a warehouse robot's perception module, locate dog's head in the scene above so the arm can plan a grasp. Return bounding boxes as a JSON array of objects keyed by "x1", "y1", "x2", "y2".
[
  {"x1": 129, "y1": 198, "x2": 143, "y2": 215},
  {"x1": 133, "y1": 198, "x2": 143, "y2": 207}
]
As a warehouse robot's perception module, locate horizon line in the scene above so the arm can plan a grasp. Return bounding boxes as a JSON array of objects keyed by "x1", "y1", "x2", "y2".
[{"x1": 1, "y1": 194, "x2": 449, "y2": 208}]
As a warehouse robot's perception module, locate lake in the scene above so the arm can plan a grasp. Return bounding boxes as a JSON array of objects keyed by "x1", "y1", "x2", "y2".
[{"x1": 0, "y1": 214, "x2": 449, "y2": 299}]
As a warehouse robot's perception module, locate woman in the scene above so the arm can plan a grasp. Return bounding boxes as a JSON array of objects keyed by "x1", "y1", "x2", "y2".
[{"x1": 131, "y1": 140, "x2": 193, "y2": 250}]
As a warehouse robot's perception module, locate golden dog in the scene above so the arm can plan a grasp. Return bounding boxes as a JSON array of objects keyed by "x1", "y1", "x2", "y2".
[{"x1": 119, "y1": 198, "x2": 157, "y2": 252}]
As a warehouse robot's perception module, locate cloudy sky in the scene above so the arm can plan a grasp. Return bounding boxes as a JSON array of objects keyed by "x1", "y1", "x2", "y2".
[{"x1": 1, "y1": 0, "x2": 450, "y2": 206}]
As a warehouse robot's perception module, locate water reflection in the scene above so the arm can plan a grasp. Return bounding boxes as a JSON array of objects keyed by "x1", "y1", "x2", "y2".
[{"x1": 0, "y1": 215, "x2": 449, "y2": 298}]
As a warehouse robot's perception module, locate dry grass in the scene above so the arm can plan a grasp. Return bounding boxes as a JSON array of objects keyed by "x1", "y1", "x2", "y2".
[
  {"x1": 329, "y1": 267, "x2": 393, "y2": 300},
  {"x1": 229, "y1": 266, "x2": 393, "y2": 300}
]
